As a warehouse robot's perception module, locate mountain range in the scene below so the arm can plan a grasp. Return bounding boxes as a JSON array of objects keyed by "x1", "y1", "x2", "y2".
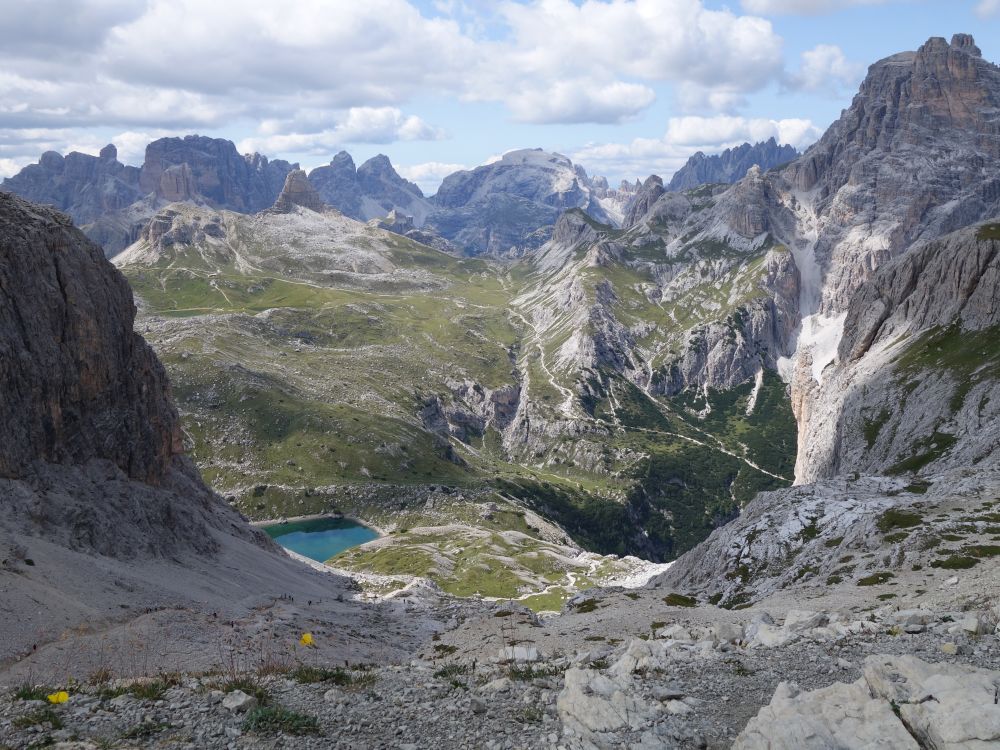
[
  {"x1": 3, "y1": 137, "x2": 797, "y2": 257},
  {"x1": 0, "y1": 32, "x2": 998, "y2": 750}
]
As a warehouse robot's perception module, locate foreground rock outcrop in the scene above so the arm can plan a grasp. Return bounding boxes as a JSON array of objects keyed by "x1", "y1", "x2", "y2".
[
  {"x1": 0, "y1": 192, "x2": 182, "y2": 482},
  {"x1": 0, "y1": 193, "x2": 425, "y2": 674},
  {"x1": 735, "y1": 654, "x2": 1000, "y2": 749}
]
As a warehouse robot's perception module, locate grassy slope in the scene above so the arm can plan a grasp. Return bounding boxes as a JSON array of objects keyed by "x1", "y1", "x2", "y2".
[{"x1": 122, "y1": 209, "x2": 797, "y2": 597}]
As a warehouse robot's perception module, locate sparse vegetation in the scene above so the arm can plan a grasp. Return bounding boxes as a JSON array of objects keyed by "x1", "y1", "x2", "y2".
[
  {"x1": 662, "y1": 593, "x2": 698, "y2": 607},
  {"x1": 857, "y1": 572, "x2": 894, "y2": 586},
  {"x1": 876, "y1": 509, "x2": 923, "y2": 533},
  {"x1": 243, "y1": 706, "x2": 321, "y2": 736}
]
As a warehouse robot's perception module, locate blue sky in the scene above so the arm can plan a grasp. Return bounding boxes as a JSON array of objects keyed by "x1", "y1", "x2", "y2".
[{"x1": 0, "y1": 0, "x2": 996, "y2": 193}]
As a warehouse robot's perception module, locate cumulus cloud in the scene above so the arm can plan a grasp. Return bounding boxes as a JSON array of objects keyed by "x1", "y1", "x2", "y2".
[
  {"x1": 786, "y1": 44, "x2": 864, "y2": 94},
  {"x1": 0, "y1": 0, "x2": 839, "y2": 169},
  {"x1": 740, "y1": 0, "x2": 891, "y2": 14},
  {"x1": 507, "y1": 81, "x2": 656, "y2": 125},
  {"x1": 396, "y1": 162, "x2": 469, "y2": 195},
  {"x1": 237, "y1": 108, "x2": 444, "y2": 156},
  {"x1": 481, "y1": 0, "x2": 783, "y2": 123},
  {"x1": 975, "y1": 0, "x2": 1000, "y2": 17},
  {"x1": 572, "y1": 115, "x2": 822, "y2": 181}
]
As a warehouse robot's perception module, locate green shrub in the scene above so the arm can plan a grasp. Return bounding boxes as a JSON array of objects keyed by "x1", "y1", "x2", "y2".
[
  {"x1": 876, "y1": 509, "x2": 922, "y2": 533},
  {"x1": 857, "y1": 572, "x2": 894, "y2": 586},
  {"x1": 930, "y1": 555, "x2": 979, "y2": 570},
  {"x1": 662, "y1": 593, "x2": 697, "y2": 607},
  {"x1": 243, "y1": 706, "x2": 320, "y2": 736}
]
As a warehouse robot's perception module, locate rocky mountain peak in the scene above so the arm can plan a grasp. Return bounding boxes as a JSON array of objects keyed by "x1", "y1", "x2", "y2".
[
  {"x1": 951, "y1": 32, "x2": 982, "y2": 57},
  {"x1": 667, "y1": 138, "x2": 799, "y2": 192},
  {"x1": 99, "y1": 143, "x2": 118, "y2": 160},
  {"x1": 0, "y1": 192, "x2": 182, "y2": 483},
  {"x1": 622, "y1": 175, "x2": 665, "y2": 229},
  {"x1": 138, "y1": 135, "x2": 296, "y2": 213},
  {"x1": 358, "y1": 154, "x2": 425, "y2": 198},
  {"x1": 269, "y1": 168, "x2": 330, "y2": 214}
]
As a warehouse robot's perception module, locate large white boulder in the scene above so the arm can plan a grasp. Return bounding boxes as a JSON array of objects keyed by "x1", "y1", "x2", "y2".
[
  {"x1": 864, "y1": 655, "x2": 1000, "y2": 749},
  {"x1": 557, "y1": 667, "x2": 656, "y2": 744},
  {"x1": 783, "y1": 610, "x2": 828, "y2": 632},
  {"x1": 607, "y1": 639, "x2": 667, "y2": 682},
  {"x1": 748, "y1": 623, "x2": 797, "y2": 648},
  {"x1": 733, "y1": 680, "x2": 918, "y2": 749}
]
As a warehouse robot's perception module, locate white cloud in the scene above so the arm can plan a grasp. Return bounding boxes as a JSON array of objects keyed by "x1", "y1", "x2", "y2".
[
  {"x1": 480, "y1": 0, "x2": 783, "y2": 122},
  {"x1": 786, "y1": 44, "x2": 864, "y2": 94},
  {"x1": 975, "y1": 0, "x2": 1000, "y2": 17},
  {"x1": 396, "y1": 161, "x2": 469, "y2": 195},
  {"x1": 740, "y1": 0, "x2": 891, "y2": 14},
  {"x1": 572, "y1": 115, "x2": 822, "y2": 181},
  {"x1": 237, "y1": 108, "x2": 444, "y2": 156},
  {"x1": 0, "y1": 157, "x2": 32, "y2": 179},
  {"x1": 0, "y1": 0, "x2": 841, "y2": 169},
  {"x1": 507, "y1": 81, "x2": 656, "y2": 125}
]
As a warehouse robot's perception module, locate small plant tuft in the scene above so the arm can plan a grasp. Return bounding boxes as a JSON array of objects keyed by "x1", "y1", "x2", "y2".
[
  {"x1": 662, "y1": 593, "x2": 697, "y2": 607},
  {"x1": 243, "y1": 706, "x2": 321, "y2": 736}
]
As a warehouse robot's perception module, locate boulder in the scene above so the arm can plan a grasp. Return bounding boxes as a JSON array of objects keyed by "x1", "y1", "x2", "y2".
[
  {"x1": 864, "y1": 655, "x2": 1000, "y2": 748},
  {"x1": 733, "y1": 680, "x2": 918, "y2": 749},
  {"x1": 748, "y1": 623, "x2": 797, "y2": 649},
  {"x1": 783, "y1": 610, "x2": 828, "y2": 632},
  {"x1": 222, "y1": 690, "x2": 257, "y2": 712},
  {"x1": 557, "y1": 667, "x2": 655, "y2": 742},
  {"x1": 712, "y1": 622, "x2": 744, "y2": 644},
  {"x1": 607, "y1": 639, "x2": 666, "y2": 682}
]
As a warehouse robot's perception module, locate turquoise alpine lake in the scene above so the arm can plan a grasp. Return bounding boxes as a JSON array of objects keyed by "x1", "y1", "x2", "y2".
[{"x1": 262, "y1": 517, "x2": 378, "y2": 562}]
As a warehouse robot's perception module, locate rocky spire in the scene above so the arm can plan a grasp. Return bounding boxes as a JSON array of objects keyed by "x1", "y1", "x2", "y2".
[
  {"x1": 269, "y1": 169, "x2": 330, "y2": 214},
  {"x1": 622, "y1": 175, "x2": 665, "y2": 229}
]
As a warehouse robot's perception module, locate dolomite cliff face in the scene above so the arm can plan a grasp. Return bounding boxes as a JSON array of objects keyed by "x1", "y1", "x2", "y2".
[
  {"x1": 616, "y1": 34, "x2": 1000, "y2": 483},
  {"x1": 785, "y1": 33, "x2": 1000, "y2": 316},
  {"x1": 0, "y1": 192, "x2": 282, "y2": 561},
  {"x1": 0, "y1": 192, "x2": 182, "y2": 483},
  {"x1": 794, "y1": 225, "x2": 1000, "y2": 482}
]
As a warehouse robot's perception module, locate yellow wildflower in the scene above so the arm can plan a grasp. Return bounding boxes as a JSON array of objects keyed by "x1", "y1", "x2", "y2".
[
  {"x1": 47, "y1": 691, "x2": 69, "y2": 704},
  {"x1": 299, "y1": 632, "x2": 314, "y2": 647}
]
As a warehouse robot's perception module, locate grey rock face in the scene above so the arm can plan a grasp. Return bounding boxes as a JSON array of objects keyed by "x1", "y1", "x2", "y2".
[
  {"x1": 2, "y1": 136, "x2": 297, "y2": 256},
  {"x1": 427, "y1": 148, "x2": 612, "y2": 256},
  {"x1": 795, "y1": 224, "x2": 1000, "y2": 481},
  {"x1": 309, "y1": 151, "x2": 431, "y2": 224},
  {"x1": 0, "y1": 192, "x2": 182, "y2": 483},
  {"x1": 268, "y1": 169, "x2": 330, "y2": 214},
  {"x1": 1, "y1": 146, "x2": 142, "y2": 227},
  {"x1": 621, "y1": 175, "x2": 664, "y2": 229},
  {"x1": 308, "y1": 151, "x2": 363, "y2": 218},
  {"x1": 657, "y1": 468, "x2": 1000, "y2": 605},
  {"x1": 667, "y1": 138, "x2": 798, "y2": 193},
  {"x1": 1, "y1": 146, "x2": 146, "y2": 254},
  {"x1": 785, "y1": 34, "x2": 1000, "y2": 314},
  {"x1": 139, "y1": 135, "x2": 296, "y2": 213}
]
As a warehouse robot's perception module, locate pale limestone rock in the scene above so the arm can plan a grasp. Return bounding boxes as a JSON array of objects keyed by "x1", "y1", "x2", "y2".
[
  {"x1": 607, "y1": 639, "x2": 666, "y2": 682},
  {"x1": 712, "y1": 622, "x2": 744, "y2": 644},
  {"x1": 748, "y1": 623, "x2": 797, "y2": 649},
  {"x1": 733, "y1": 680, "x2": 918, "y2": 750},
  {"x1": 557, "y1": 667, "x2": 656, "y2": 743},
  {"x1": 222, "y1": 690, "x2": 257, "y2": 712},
  {"x1": 864, "y1": 655, "x2": 1000, "y2": 749},
  {"x1": 783, "y1": 610, "x2": 828, "y2": 632}
]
